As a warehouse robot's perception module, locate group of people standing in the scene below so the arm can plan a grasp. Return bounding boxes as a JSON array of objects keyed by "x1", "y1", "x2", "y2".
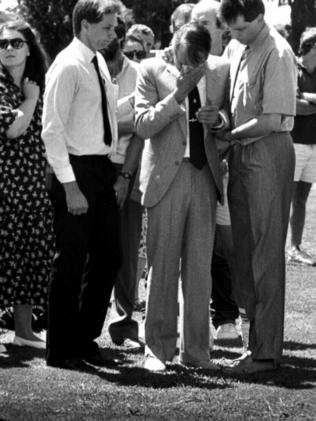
[{"x1": 0, "y1": 0, "x2": 314, "y2": 375}]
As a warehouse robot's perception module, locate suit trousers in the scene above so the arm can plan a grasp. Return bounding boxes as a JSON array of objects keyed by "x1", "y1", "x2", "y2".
[
  {"x1": 108, "y1": 195, "x2": 143, "y2": 344},
  {"x1": 228, "y1": 133, "x2": 295, "y2": 362},
  {"x1": 211, "y1": 224, "x2": 239, "y2": 328},
  {"x1": 46, "y1": 155, "x2": 121, "y2": 362},
  {"x1": 145, "y1": 161, "x2": 217, "y2": 364}
]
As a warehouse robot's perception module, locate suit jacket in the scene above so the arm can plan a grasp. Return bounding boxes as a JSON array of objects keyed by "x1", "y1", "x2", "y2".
[{"x1": 135, "y1": 55, "x2": 229, "y2": 208}]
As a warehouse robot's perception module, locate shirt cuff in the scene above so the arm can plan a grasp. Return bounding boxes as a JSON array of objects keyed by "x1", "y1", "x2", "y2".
[
  {"x1": 54, "y1": 164, "x2": 76, "y2": 184},
  {"x1": 212, "y1": 110, "x2": 230, "y2": 131}
]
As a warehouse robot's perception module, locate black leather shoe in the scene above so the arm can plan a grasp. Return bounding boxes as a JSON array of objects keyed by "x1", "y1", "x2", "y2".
[
  {"x1": 46, "y1": 357, "x2": 86, "y2": 370},
  {"x1": 83, "y1": 353, "x2": 121, "y2": 367}
]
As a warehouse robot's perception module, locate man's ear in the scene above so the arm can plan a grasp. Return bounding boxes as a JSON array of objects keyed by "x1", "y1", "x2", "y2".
[
  {"x1": 81, "y1": 19, "x2": 89, "y2": 33},
  {"x1": 257, "y1": 14, "x2": 264, "y2": 24}
]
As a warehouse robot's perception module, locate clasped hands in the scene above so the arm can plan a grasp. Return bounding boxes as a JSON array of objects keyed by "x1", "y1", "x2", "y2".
[{"x1": 174, "y1": 63, "x2": 220, "y2": 128}]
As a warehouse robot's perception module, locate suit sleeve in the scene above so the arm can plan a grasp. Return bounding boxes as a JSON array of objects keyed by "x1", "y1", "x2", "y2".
[{"x1": 135, "y1": 60, "x2": 186, "y2": 140}]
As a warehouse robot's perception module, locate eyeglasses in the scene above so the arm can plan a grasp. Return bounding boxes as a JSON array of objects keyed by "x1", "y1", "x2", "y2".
[
  {"x1": 123, "y1": 50, "x2": 146, "y2": 61},
  {"x1": 0, "y1": 38, "x2": 28, "y2": 50}
]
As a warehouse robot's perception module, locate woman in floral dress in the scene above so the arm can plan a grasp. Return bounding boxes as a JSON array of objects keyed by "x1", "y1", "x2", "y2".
[{"x1": 0, "y1": 19, "x2": 54, "y2": 349}]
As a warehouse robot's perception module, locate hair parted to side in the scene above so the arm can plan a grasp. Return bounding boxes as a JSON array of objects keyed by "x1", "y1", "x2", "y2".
[
  {"x1": 220, "y1": 0, "x2": 265, "y2": 24},
  {"x1": 172, "y1": 22, "x2": 211, "y2": 66},
  {"x1": 0, "y1": 18, "x2": 49, "y2": 90},
  {"x1": 73, "y1": 0, "x2": 122, "y2": 36}
]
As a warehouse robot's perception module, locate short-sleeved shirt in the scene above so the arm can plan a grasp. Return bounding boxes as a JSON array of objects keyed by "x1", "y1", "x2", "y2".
[
  {"x1": 229, "y1": 24, "x2": 297, "y2": 145},
  {"x1": 291, "y1": 60, "x2": 316, "y2": 145}
]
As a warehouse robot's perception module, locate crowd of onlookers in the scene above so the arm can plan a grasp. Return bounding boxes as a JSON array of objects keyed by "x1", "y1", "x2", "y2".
[{"x1": 0, "y1": 0, "x2": 315, "y2": 374}]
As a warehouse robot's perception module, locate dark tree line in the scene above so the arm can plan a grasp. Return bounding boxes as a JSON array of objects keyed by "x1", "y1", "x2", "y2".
[
  {"x1": 288, "y1": 0, "x2": 316, "y2": 53},
  {"x1": 3, "y1": 0, "x2": 316, "y2": 60}
]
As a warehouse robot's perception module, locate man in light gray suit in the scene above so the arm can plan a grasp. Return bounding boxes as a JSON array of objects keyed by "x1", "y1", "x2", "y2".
[{"x1": 135, "y1": 22, "x2": 229, "y2": 371}]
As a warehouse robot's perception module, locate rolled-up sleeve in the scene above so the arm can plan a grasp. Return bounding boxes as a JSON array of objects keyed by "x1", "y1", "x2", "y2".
[{"x1": 262, "y1": 49, "x2": 297, "y2": 116}]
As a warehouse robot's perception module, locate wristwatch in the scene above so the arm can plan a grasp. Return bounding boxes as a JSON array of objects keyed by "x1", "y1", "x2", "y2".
[{"x1": 119, "y1": 171, "x2": 132, "y2": 180}]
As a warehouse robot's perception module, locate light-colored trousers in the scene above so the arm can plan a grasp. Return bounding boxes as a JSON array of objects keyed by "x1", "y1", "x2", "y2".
[
  {"x1": 145, "y1": 161, "x2": 217, "y2": 364},
  {"x1": 228, "y1": 133, "x2": 295, "y2": 363}
]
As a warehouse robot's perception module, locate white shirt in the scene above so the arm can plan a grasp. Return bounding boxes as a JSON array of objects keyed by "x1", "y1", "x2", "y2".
[
  {"x1": 42, "y1": 37, "x2": 118, "y2": 183},
  {"x1": 110, "y1": 56, "x2": 139, "y2": 165}
]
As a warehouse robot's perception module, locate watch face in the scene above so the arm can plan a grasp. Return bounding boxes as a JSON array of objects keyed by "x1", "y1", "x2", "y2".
[{"x1": 120, "y1": 172, "x2": 131, "y2": 179}]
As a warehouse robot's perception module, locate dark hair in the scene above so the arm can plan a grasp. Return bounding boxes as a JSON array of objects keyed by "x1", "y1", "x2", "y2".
[
  {"x1": 0, "y1": 19, "x2": 49, "y2": 90},
  {"x1": 115, "y1": 16, "x2": 126, "y2": 42},
  {"x1": 299, "y1": 27, "x2": 316, "y2": 56},
  {"x1": 73, "y1": 0, "x2": 122, "y2": 36},
  {"x1": 220, "y1": 0, "x2": 265, "y2": 24},
  {"x1": 171, "y1": 3, "x2": 195, "y2": 32},
  {"x1": 172, "y1": 22, "x2": 211, "y2": 66}
]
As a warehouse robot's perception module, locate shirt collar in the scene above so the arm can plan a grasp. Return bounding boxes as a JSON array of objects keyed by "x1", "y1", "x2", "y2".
[
  {"x1": 249, "y1": 22, "x2": 270, "y2": 51},
  {"x1": 72, "y1": 37, "x2": 95, "y2": 64}
]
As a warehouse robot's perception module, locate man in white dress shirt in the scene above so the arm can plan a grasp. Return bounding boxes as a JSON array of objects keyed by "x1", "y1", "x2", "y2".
[{"x1": 42, "y1": 0, "x2": 122, "y2": 369}]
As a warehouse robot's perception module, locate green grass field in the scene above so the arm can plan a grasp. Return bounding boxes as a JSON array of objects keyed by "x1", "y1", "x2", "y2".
[{"x1": 0, "y1": 190, "x2": 315, "y2": 421}]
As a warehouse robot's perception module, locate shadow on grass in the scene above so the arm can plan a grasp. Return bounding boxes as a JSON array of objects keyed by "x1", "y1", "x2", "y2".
[
  {"x1": 284, "y1": 341, "x2": 316, "y2": 351},
  {"x1": 214, "y1": 343, "x2": 316, "y2": 390},
  {"x1": 1, "y1": 341, "x2": 315, "y2": 391},
  {"x1": 93, "y1": 364, "x2": 230, "y2": 390}
]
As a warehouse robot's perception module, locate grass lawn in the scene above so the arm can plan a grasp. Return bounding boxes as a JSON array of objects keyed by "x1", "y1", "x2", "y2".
[{"x1": 0, "y1": 190, "x2": 315, "y2": 421}]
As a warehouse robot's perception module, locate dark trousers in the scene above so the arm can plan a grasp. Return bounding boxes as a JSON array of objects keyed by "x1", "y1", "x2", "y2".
[
  {"x1": 108, "y1": 164, "x2": 143, "y2": 343},
  {"x1": 228, "y1": 133, "x2": 295, "y2": 362},
  {"x1": 211, "y1": 224, "x2": 239, "y2": 328},
  {"x1": 46, "y1": 155, "x2": 121, "y2": 362}
]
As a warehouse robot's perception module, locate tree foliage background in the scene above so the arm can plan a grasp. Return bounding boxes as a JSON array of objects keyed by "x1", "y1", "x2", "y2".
[
  {"x1": 15, "y1": 0, "x2": 192, "y2": 60},
  {"x1": 6, "y1": 0, "x2": 316, "y2": 60},
  {"x1": 288, "y1": 0, "x2": 316, "y2": 53}
]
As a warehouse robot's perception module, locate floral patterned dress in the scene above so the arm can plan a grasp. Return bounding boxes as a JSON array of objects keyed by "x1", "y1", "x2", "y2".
[{"x1": 0, "y1": 66, "x2": 55, "y2": 308}]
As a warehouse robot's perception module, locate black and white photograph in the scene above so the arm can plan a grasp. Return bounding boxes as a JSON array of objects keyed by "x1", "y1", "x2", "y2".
[{"x1": 0, "y1": 0, "x2": 315, "y2": 419}]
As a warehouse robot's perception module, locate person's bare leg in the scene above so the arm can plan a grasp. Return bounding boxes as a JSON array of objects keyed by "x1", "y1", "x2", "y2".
[{"x1": 14, "y1": 304, "x2": 44, "y2": 342}]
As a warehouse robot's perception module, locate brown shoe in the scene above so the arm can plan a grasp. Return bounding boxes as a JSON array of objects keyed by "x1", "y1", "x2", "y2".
[{"x1": 223, "y1": 355, "x2": 277, "y2": 375}]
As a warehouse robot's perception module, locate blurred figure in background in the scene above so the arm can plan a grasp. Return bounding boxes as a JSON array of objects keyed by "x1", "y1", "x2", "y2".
[
  {"x1": 126, "y1": 24, "x2": 155, "y2": 57},
  {"x1": 288, "y1": 28, "x2": 316, "y2": 266},
  {"x1": 191, "y1": 0, "x2": 242, "y2": 341},
  {"x1": 191, "y1": 0, "x2": 224, "y2": 56},
  {"x1": 102, "y1": 17, "x2": 144, "y2": 350},
  {"x1": 0, "y1": 19, "x2": 54, "y2": 350},
  {"x1": 123, "y1": 34, "x2": 146, "y2": 63},
  {"x1": 170, "y1": 3, "x2": 195, "y2": 34}
]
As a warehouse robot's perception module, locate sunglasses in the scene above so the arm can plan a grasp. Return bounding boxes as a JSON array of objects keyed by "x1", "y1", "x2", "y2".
[
  {"x1": 0, "y1": 38, "x2": 28, "y2": 50},
  {"x1": 123, "y1": 50, "x2": 146, "y2": 61},
  {"x1": 300, "y1": 41, "x2": 316, "y2": 56}
]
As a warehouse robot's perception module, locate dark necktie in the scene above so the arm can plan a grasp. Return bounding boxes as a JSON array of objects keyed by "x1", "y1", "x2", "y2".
[
  {"x1": 188, "y1": 86, "x2": 206, "y2": 169},
  {"x1": 92, "y1": 56, "x2": 112, "y2": 146}
]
